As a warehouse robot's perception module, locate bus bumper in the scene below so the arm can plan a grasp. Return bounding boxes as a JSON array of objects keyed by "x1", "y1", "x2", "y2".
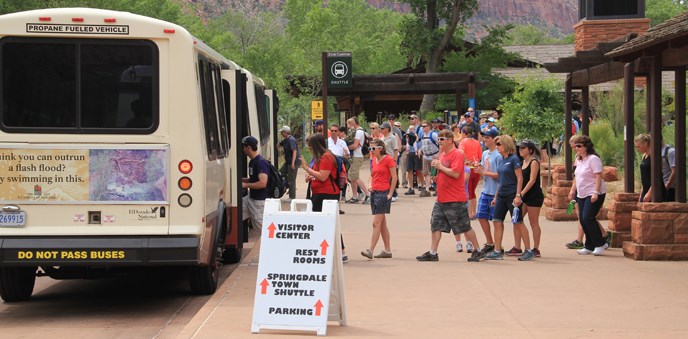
[{"x1": 0, "y1": 236, "x2": 200, "y2": 266}]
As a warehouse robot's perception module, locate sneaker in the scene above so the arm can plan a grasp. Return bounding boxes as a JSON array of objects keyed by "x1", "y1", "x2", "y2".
[
  {"x1": 518, "y1": 249, "x2": 535, "y2": 261},
  {"x1": 455, "y1": 242, "x2": 463, "y2": 252},
  {"x1": 482, "y1": 243, "x2": 495, "y2": 253},
  {"x1": 593, "y1": 243, "x2": 609, "y2": 256},
  {"x1": 566, "y1": 240, "x2": 585, "y2": 249},
  {"x1": 402, "y1": 183, "x2": 408, "y2": 188},
  {"x1": 466, "y1": 241, "x2": 475, "y2": 253},
  {"x1": 360, "y1": 249, "x2": 373, "y2": 259},
  {"x1": 532, "y1": 248, "x2": 541, "y2": 257},
  {"x1": 374, "y1": 250, "x2": 392, "y2": 259},
  {"x1": 362, "y1": 195, "x2": 370, "y2": 204},
  {"x1": 419, "y1": 190, "x2": 431, "y2": 198},
  {"x1": 605, "y1": 232, "x2": 613, "y2": 247},
  {"x1": 416, "y1": 251, "x2": 439, "y2": 262},
  {"x1": 342, "y1": 255, "x2": 349, "y2": 263},
  {"x1": 467, "y1": 250, "x2": 482, "y2": 262},
  {"x1": 339, "y1": 210, "x2": 345, "y2": 214},
  {"x1": 404, "y1": 189, "x2": 416, "y2": 195},
  {"x1": 484, "y1": 250, "x2": 504, "y2": 260},
  {"x1": 428, "y1": 184, "x2": 436, "y2": 192},
  {"x1": 432, "y1": 191, "x2": 437, "y2": 197},
  {"x1": 577, "y1": 248, "x2": 593, "y2": 255},
  {"x1": 391, "y1": 196, "x2": 398, "y2": 202},
  {"x1": 505, "y1": 247, "x2": 523, "y2": 256}
]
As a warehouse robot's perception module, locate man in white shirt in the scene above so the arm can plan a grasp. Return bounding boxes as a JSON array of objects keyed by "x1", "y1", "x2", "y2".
[
  {"x1": 346, "y1": 118, "x2": 370, "y2": 204},
  {"x1": 328, "y1": 124, "x2": 350, "y2": 158}
]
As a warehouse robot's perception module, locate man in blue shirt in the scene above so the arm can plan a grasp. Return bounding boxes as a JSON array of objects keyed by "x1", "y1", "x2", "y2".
[
  {"x1": 474, "y1": 129, "x2": 501, "y2": 254},
  {"x1": 242, "y1": 136, "x2": 269, "y2": 230},
  {"x1": 278, "y1": 126, "x2": 300, "y2": 201}
]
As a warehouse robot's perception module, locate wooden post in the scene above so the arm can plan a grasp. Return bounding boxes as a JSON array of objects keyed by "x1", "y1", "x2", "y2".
[
  {"x1": 565, "y1": 75, "x2": 573, "y2": 181},
  {"x1": 581, "y1": 86, "x2": 590, "y2": 136},
  {"x1": 650, "y1": 56, "x2": 663, "y2": 203},
  {"x1": 623, "y1": 63, "x2": 635, "y2": 193},
  {"x1": 675, "y1": 66, "x2": 686, "y2": 203},
  {"x1": 645, "y1": 74, "x2": 652, "y2": 133},
  {"x1": 455, "y1": 90, "x2": 462, "y2": 117}
]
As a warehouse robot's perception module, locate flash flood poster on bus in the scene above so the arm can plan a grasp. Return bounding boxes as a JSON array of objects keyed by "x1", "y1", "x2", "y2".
[{"x1": 0, "y1": 148, "x2": 167, "y2": 203}]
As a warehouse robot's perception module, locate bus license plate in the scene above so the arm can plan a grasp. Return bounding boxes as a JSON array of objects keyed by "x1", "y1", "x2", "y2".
[{"x1": 0, "y1": 211, "x2": 26, "y2": 227}]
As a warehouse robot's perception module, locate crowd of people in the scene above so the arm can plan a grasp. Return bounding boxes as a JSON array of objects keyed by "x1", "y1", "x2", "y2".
[{"x1": 241, "y1": 107, "x2": 682, "y2": 263}]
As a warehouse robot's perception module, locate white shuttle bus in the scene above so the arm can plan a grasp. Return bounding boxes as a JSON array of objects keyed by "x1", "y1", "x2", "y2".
[{"x1": 0, "y1": 8, "x2": 278, "y2": 301}]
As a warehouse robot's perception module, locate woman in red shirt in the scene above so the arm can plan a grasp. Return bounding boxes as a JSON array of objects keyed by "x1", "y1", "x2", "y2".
[
  {"x1": 361, "y1": 139, "x2": 397, "y2": 260},
  {"x1": 300, "y1": 133, "x2": 340, "y2": 211}
]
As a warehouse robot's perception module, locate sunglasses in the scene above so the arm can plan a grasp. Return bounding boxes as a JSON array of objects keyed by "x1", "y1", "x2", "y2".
[
  {"x1": 574, "y1": 144, "x2": 584, "y2": 148},
  {"x1": 372, "y1": 146, "x2": 384, "y2": 150},
  {"x1": 371, "y1": 127, "x2": 378, "y2": 129},
  {"x1": 438, "y1": 137, "x2": 449, "y2": 141},
  {"x1": 496, "y1": 142, "x2": 502, "y2": 146},
  {"x1": 421, "y1": 125, "x2": 429, "y2": 127},
  {"x1": 330, "y1": 129, "x2": 338, "y2": 132}
]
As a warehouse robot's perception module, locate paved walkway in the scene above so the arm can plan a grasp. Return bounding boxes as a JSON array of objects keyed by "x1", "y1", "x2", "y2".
[{"x1": 178, "y1": 164, "x2": 688, "y2": 338}]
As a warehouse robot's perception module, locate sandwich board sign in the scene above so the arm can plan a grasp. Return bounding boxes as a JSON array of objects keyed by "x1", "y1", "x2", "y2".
[{"x1": 251, "y1": 199, "x2": 346, "y2": 336}]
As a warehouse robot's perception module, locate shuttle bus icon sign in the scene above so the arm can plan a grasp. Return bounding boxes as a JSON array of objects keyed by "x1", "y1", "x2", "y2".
[{"x1": 331, "y1": 61, "x2": 348, "y2": 78}]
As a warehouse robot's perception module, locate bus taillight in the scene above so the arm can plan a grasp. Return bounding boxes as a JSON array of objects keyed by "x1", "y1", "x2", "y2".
[
  {"x1": 178, "y1": 160, "x2": 193, "y2": 174},
  {"x1": 72, "y1": 18, "x2": 84, "y2": 22},
  {"x1": 104, "y1": 18, "x2": 116, "y2": 23},
  {"x1": 39, "y1": 17, "x2": 51, "y2": 21},
  {"x1": 178, "y1": 177, "x2": 192, "y2": 191}
]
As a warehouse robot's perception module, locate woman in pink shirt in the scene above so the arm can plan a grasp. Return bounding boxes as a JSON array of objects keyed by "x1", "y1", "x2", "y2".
[{"x1": 568, "y1": 135, "x2": 607, "y2": 256}]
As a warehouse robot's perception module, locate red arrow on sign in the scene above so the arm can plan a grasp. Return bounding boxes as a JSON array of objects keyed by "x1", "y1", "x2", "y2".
[
  {"x1": 314, "y1": 299, "x2": 324, "y2": 316},
  {"x1": 259, "y1": 278, "x2": 269, "y2": 294},
  {"x1": 320, "y1": 239, "x2": 329, "y2": 256},
  {"x1": 267, "y1": 223, "x2": 276, "y2": 238}
]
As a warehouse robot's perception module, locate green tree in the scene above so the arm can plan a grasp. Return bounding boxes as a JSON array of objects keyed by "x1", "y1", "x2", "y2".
[
  {"x1": 439, "y1": 25, "x2": 517, "y2": 110},
  {"x1": 399, "y1": 0, "x2": 479, "y2": 113},
  {"x1": 646, "y1": 0, "x2": 688, "y2": 26},
  {"x1": 497, "y1": 72, "x2": 563, "y2": 148},
  {"x1": 505, "y1": 24, "x2": 562, "y2": 46}
]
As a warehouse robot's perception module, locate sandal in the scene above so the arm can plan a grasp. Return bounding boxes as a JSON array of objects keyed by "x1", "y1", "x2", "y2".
[{"x1": 345, "y1": 197, "x2": 359, "y2": 204}]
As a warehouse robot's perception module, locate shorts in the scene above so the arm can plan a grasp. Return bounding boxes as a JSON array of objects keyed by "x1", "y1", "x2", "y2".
[
  {"x1": 422, "y1": 156, "x2": 437, "y2": 175},
  {"x1": 348, "y1": 157, "x2": 363, "y2": 181},
  {"x1": 493, "y1": 194, "x2": 523, "y2": 224},
  {"x1": 242, "y1": 197, "x2": 265, "y2": 230},
  {"x1": 370, "y1": 190, "x2": 391, "y2": 215},
  {"x1": 522, "y1": 188, "x2": 544, "y2": 208},
  {"x1": 467, "y1": 170, "x2": 481, "y2": 199},
  {"x1": 405, "y1": 153, "x2": 417, "y2": 171},
  {"x1": 430, "y1": 201, "x2": 471, "y2": 235},
  {"x1": 476, "y1": 193, "x2": 495, "y2": 220}
]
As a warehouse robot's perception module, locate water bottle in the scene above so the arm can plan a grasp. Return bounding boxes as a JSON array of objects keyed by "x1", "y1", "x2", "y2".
[
  {"x1": 512, "y1": 206, "x2": 520, "y2": 223},
  {"x1": 566, "y1": 200, "x2": 576, "y2": 215},
  {"x1": 430, "y1": 166, "x2": 437, "y2": 177}
]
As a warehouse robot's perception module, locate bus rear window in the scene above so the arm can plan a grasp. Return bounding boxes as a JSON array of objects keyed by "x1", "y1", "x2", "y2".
[{"x1": 0, "y1": 37, "x2": 158, "y2": 133}]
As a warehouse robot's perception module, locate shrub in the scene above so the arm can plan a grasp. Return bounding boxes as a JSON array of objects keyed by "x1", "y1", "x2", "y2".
[{"x1": 589, "y1": 119, "x2": 623, "y2": 167}]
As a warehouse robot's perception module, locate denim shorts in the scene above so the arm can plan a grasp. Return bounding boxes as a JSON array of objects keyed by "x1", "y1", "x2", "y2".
[
  {"x1": 370, "y1": 190, "x2": 391, "y2": 215},
  {"x1": 430, "y1": 201, "x2": 471, "y2": 235},
  {"x1": 476, "y1": 193, "x2": 495, "y2": 220}
]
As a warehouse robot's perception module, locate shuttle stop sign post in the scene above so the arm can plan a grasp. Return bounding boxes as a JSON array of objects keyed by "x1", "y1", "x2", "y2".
[
  {"x1": 251, "y1": 199, "x2": 346, "y2": 336},
  {"x1": 326, "y1": 52, "x2": 352, "y2": 89}
]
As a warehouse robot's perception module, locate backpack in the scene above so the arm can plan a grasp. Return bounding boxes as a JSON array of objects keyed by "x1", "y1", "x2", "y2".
[
  {"x1": 330, "y1": 155, "x2": 348, "y2": 192},
  {"x1": 264, "y1": 159, "x2": 287, "y2": 199},
  {"x1": 420, "y1": 130, "x2": 440, "y2": 157},
  {"x1": 357, "y1": 127, "x2": 370, "y2": 156}
]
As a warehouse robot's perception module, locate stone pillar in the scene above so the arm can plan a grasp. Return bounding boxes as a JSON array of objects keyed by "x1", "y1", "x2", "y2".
[
  {"x1": 623, "y1": 203, "x2": 688, "y2": 260},
  {"x1": 544, "y1": 166, "x2": 578, "y2": 221},
  {"x1": 607, "y1": 192, "x2": 639, "y2": 248}
]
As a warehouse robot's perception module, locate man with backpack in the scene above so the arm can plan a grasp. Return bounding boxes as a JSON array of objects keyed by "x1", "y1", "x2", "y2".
[
  {"x1": 346, "y1": 117, "x2": 371, "y2": 204},
  {"x1": 417, "y1": 120, "x2": 440, "y2": 198},
  {"x1": 241, "y1": 136, "x2": 269, "y2": 231},
  {"x1": 278, "y1": 125, "x2": 300, "y2": 202}
]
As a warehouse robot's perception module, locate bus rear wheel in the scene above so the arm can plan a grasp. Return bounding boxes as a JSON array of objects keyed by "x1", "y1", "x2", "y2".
[
  {"x1": 0, "y1": 267, "x2": 37, "y2": 302},
  {"x1": 189, "y1": 226, "x2": 225, "y2": 295}
]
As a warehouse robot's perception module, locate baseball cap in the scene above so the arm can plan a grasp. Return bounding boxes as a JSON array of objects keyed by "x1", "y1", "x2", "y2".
[
  {"x1": 387, "y1": 113, "x2": 396, "y2": 120},
  {"x1": 463, "y1": 112, "x2": 472, "y2": 117},
  {"x1": 409, "y1": 114, "x2": 419, "y2": 120},
  {"x1": 314, "y1": 119, "x2": 324, "y2": 126},
  {"x1": 487, "y1": 117, "x2": 495, "y2": 122},
  {"x1": 480, "y1": 129, "x2": 499, "y2": 138},
  {"x1": 278, "y1": 125, "x2": 291, "y2": 133},
  {"x1": 241, "y1": 135, "x2": 258, "y2": 148},
  {"x1": 380, "y1": 122, "x2": 391, "y2": 129}
]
